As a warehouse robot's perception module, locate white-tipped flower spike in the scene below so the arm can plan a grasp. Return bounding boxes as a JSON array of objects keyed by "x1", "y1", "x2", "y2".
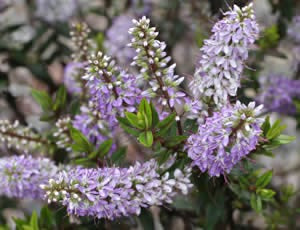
[
  {"x1": 190, "y1": 3, "x2": 259, "y2": 107},
  {"x1": 0, "y1": 120, "x2": 48, "y2": 153},
  {"x1": 83, "y1": 51, "x2": 142, "y2": 128},
  {"x1": 128, "y1": 16, "x2": 186, "y2": 108},
  {"x1": 53, "y1": 117, "x2": 72, "y2": 152},
  {"x1": 43, "y1": 160, "x2": 192, "y2": 220}
]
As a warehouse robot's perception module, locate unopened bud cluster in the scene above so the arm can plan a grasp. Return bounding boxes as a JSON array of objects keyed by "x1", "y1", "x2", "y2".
[
  {"x1": 0, "y1": 120, "x2": 46, "y2": 153},
  {"x1": 53, "y1": 117, "x2": 72, "y2": 151},
  {"x1": 70, "y1": 22, "x2": 92, "y2": 62},
  {"x1": 128, "y1": 16, "x2": 186, "y2": 108}
]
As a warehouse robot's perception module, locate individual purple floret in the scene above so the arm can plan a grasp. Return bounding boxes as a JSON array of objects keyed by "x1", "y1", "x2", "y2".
[
  {"x1": 105, "y1": 14, "x2": 136, "y2": 66},
  {"x1": 73, "y1": 102, "x2": 116, "y2": 151},
  {"x1": 83, "y1": 51, "x2": 142, "y2": 128},
  {"x1": 256, "y1": 75, "x2": 300, "y2": 115},
  {"x1": 64, "y1": 62, "x2": 85, "y2": 95},
  {"x1": 186, "y1": 101, "x2": 264, "y2": 177},
  {"x1": 190, "y1": 3, "x2": 259, "y2": 106},
  {"x1": 0, "y1": 155, "x2": 57, "y2": 199},
  {"x1": 42, "y1": 159, "x2": 192, "y2": 220}
]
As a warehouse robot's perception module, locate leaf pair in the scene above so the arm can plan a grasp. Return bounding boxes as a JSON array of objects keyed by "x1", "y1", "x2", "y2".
[{"x1": 32, "y1": 86, "x2": 67, "y2": 121}]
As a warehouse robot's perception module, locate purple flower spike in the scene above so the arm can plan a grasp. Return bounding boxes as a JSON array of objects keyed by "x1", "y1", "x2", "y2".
[
  {"x1": 186, "y1": 101, "x2": 264, "y2": 177},
  {"x1": 190, "y1": 3, "x2": 259, "y2": 106},
  {"x1": 42, "y1": 160, "x2": 192, "y2": 220},
  {"x1": 256, "y1": 75, "x2": 300, "y2": 115},
  {"x1": 0, "y1": 155, "x2": 57, "y2": 199}
]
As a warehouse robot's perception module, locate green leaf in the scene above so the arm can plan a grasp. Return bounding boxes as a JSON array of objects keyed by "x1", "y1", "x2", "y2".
[
  {"x1": 53, "y1": 85, "x2": 67, "y2": 111},
  {"x1": 138, "y1": 131, "x2": 153, "y2": 147},
  {"x1": 261, "y1": 116, "x2": 271, "y2": 136},
  {"x1": 138, "y1": 99, "x2": 152, "y2": 128},
  {"x1": 40, "y1": 206, "x2": 55, "y2": 228},
  {"x1": 254, "y1": 147, "x2": 274, "y2": 157},
  {"x1": 274, "y1": 134, "x2": 295, "y2": 144},
  {"x1": 70, "y1": 127, "x2": 92, "y2": 153},
  {"x1": 30, "y1": 211, "x2": 39, "y2": 230},
  {"x1": 73, "y1": 158, "x2": 95, "y2": 167},
  {"x1": 150, "y1": 102, "x2": 159, "y2": 127},
  {"x1": 111, "y1": 147, "x2": 127, "y2": 165},
  {"x1": 266, "y1": 119, "x2": 286, "y2": 140},
  {"x1": 117, "y1": 116, "x2": 132, "y2": 127},
  {"x1": 117, "y1": 117, "x2": 140, "y2": 137},
  {"x1": 156, "y1": 113, "x2": 176, "y2": 136},
  {"x1": 250, "y1": 194, "x2": 262, "y2": 213},
  {"x1": 155, "y1": 149, "x2": 171, "y2": 165},
  {"x1": 13, "y1": 218, "x2": 28, "y2": 229},
  {"x1": 157, "y1": 113, "x2": 176, "y2": 129},
  {"x1": 95, "y1": 139, "x2": 113, "y2": 158},
  {"x1": 256, "y1": 170, "x2": 273, "y2": 189},
  {"x1": 125, "y1": 112, "x2": 144, "y2": 129},
  {"x1": 183, "y1": 119, "x2": 198, "y2": 134},
  {"x1": 31, "y1": 89, "x2": 52, "y2": 111},
  {"x1": 164, "y1": 135, "x2": 187, "y2": 147},
  {"x1": 257, "y1": 189, "x2": 276, "y2": 200},
  {"x1": 70, "y1": 100, "x2": 81, "y2": 115}
]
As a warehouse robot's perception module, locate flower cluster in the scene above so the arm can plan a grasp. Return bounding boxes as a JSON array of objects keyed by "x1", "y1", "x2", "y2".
[
  {"x1": 83, "y1": 51, "x2": 142, "y2": 127},
  {"x1": 73, "y1": 101, "x2": 115, "y2": 149},
  {"x1": 36, "y1": 0, "x2": 78, "y2": 23},
  {"x1": 190, "y1": 4, "x2": 259, "y2": 106},
  {"x1": 105, "y1": 14, "x2": 136, "y2": 66},
  {"x1": 0, "y1": 120, "x2": 47, "y2": 153},
  {"x1": 128, "y1": 16, "x2": 186, "y2": 108},
  {"x1": 0, "y1": 155, "x2": 57, "y2": 199},
  {"x1": 53, "y1": 117, "x2": 72, "y2": 151},
  {"x1": 256, "y1": 75, "x2": 300, "y2": 115},
  {"x1": 42, "y1": 159, "x2": 192, "y2": 219},
  {"x1": 186, "y1": 101, "x2": 264, "y2": 177}
]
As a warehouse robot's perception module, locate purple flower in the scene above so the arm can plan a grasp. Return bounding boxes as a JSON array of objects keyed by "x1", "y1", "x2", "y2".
[
  {"x1": 256, "y1": 75, "x2": 300, "y2": 115},
  {"x1": 190, "y1": 4, "x2": 259, "y2": 106},
  {"x1": 64, "y1": 62, "x2": 85, "y2": 95},
  {"x1": 83, "y1": 52, "x2": 142, "y2": 128},
  {"x1": 0, "y1": 155, "x2": 57, "y2": 199},
  {"x1": 185, "y1": 101, "x2": 264, "y2": 177},
  {"x1": 42, "y1": 160, "x2": 192, "y2": 219},
  {"x1": 73, "y1": 102, "x2": 116, "y2": 152}
]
